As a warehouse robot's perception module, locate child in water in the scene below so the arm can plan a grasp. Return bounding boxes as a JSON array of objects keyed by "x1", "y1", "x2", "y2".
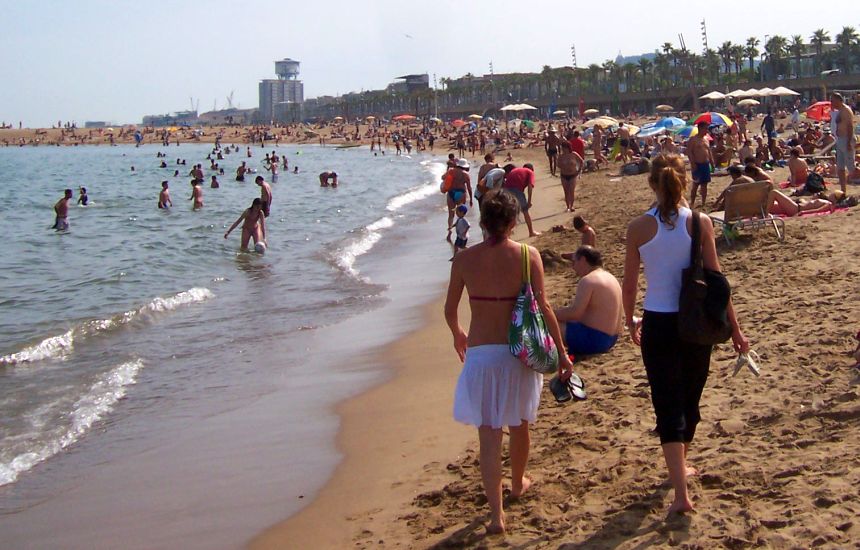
[
  {"x1": 77, "y1": 187, "x2": 89, "y2": 206},
  {"x1": 449, "y1": 204, "x2": 470, "y2": 260}
]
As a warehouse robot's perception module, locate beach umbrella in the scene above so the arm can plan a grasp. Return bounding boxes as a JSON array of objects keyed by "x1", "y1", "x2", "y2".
[
  {"x1": 392, "y1": 114, "x2": 416, "y2": 121},
  {"x1": 583, "y1": 116, "x2": 617, "y2": 128},
  {"x1": 655, "y1": 116, "x2": 686, "y2": 129},
  {"x1": 583, "y1": 108, "x2": 599, "y2": 116},
  {"x1": 699, "y1": 91, "x2": 726, "y2": 100},
  {"x1": 518, "y1": 103, "x2": 538, "y2": 110},
  {"x1": 771, "y1": 86, "x2": 800, "y2": 97},
  {"x1": 637, "y1": 125, "x2": 666, "y2": 138},
  {"x1": 692, "y1": 112, "x2": 733, "y2": 127},
  {"x1": 727, "y1": 89, "x2": 748, "y2": 98},
  {"x1": 737, "y1": 98, "x2": 760, "y2": 107},
  {"x1": 626, "y1": 124, "x2": 641, "y2": 136},
  {"x1": 500, "y1": 104, "x2": 520, "y2": 112},
  {"x1": 429, "y1": 117, "x2": 442, "y2": 123},
  {"x1": 365, "y1": 115, "x2": 375, "y2": 120},
  {"x1": 655, "y1": 104, "x2": 674, "y2": 112},
  {"x1": 553, "y1": 110, "x2": 567, "y2": 116},
  {"x1": 468, "y1": 114, "x2": 483, "y2": 120},
  {"x1": 805, "y1": 101, "x2": 832, "y2": 121},
  {"x1": 333, "y1": 116, "x2": 343, "y2": 121},
  {"x1": 743, "y1": 88, "x2": 760, "y2": 97},
  {"x1": 674, "y1": 125, "x2": 697, "y2": 138},
  {"x1": 756, "y1": 87, "x2": 774, "y2": 97},
  {"x1": 452, "y1": 119, "x2": 467, "y2": 128}
]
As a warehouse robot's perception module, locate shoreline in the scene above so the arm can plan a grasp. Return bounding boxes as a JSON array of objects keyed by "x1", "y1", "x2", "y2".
[{"x1": 249, "y1": 148, "x2": 574, "y2": 548}]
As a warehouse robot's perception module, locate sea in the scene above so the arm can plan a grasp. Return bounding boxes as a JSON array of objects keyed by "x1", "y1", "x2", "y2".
[{"x1": 0, "y1": 142, "x2": 468, "y2": 548}]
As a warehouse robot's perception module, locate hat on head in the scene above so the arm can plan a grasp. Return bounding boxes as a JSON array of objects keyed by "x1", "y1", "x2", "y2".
[
  {"x1": 456, "y1": 158, "x2": 470, "y2": 169},
  {"x1": 456, "y1": 204, "x2": 468, "y2": 214}
]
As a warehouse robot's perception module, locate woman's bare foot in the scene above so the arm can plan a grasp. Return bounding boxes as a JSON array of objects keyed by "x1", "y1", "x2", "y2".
[
  {"x1": 685, "y1": 466, "x2": 698, "y2": 477},
  {"x1": 667, "y1": 497, "x2": 694, "y2": 515},
  {"x1": 486, "y1": 512, "x2": 506, "y2": 535},
  {"x1": 510, "y1": 476, "x2": 532, "y2": 499}
]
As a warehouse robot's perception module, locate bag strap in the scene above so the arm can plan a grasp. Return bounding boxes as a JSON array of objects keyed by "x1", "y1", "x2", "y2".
[
  {"x1": 690, "y1": 210, "x2": 703, "y2": 267},
  {"x1": 521, "y1": 243, "x2": 530, "y2": 284}
]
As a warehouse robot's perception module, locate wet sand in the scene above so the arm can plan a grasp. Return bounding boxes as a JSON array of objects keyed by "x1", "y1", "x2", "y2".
[{"x1": 250, "y1": 146, "x2": 860, "y2": 548}]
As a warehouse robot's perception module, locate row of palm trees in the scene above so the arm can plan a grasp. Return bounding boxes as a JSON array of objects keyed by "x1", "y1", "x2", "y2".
[{"x1": 302, "y1": 27, "x2": 859, "y2": 120}]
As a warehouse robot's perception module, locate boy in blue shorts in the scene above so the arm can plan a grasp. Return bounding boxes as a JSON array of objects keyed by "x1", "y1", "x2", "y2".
[
  {"x1": 687, "y1": 121, "x2": 715, "y2": 209},
  {"x1": 450, "y1": 204, "x2": 470, "y2": 259}
]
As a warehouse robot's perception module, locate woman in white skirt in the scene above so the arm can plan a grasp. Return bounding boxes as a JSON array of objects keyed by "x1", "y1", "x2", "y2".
[{"x1": 444, "y1": 189, "x2": 573, "y2": 534}]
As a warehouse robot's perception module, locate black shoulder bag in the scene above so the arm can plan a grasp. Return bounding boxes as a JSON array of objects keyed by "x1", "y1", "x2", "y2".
[{"x1": 678, "y1": 211, "x2": 733, "y2": 346}]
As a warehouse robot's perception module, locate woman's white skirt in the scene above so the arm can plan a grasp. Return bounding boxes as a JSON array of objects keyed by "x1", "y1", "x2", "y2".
[{"x1": 453, "y1": 344, "x2": 543, "y2": 429}]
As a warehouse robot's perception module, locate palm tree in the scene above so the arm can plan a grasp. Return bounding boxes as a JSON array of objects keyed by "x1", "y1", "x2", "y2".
[
  {"x1": 653, "y1": 52, "x2": 670, "y2": 89},
  {"x1": 637, "y1": 58, "x2": 652, "y2": 91},
  {"x1": 835, "y1": 26, "x2": 859, "y2": 74},
  {"x1": 745, "y1": 37, "x2": 760, "y2": 73},
  {"x1": 731, "y1": 44, "x2": 745, "y2": 76},
  {"x1": 602, "y1": 60, "x2": 618, "y2": 92},
  {"x1": 789, "y1": 35, "x2": 804, "y2": 77},
  {"x1": 717, "y1": 41, "x2": 733, "y2": 77},
  {"x1": 622, "y1": 62, "x2": 637, "y2": 92},
  {"x1": 765, "y1": 35, "x2": 788, "y2": 78},
  {"x1": 810, "y1": 28, "x2": 830, "y2": 74}
]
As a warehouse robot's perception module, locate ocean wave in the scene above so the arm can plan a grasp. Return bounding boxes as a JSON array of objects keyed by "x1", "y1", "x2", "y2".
[
  {"x1": 386, "y1": 160, "x2": 448, "y2": 212},
  {"x1": 333, "y1": 218, "x2": 391, "y2": 277},
  {"x1": 0, "y1": 359, "x2": 144, "y2": 487},
  {"x1": 0, "y1": 288, "x2": 214, "y2": 367}
]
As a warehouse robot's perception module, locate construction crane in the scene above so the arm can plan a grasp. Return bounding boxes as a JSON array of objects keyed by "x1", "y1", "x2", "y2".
[{"x1": 226, "y1": 91, "x2": 235, "y2": 110}]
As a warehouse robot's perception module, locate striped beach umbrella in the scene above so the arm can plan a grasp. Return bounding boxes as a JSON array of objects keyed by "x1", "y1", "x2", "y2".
[{"x1": 692, "y1": 112, "x2": 733, "y2": 127}]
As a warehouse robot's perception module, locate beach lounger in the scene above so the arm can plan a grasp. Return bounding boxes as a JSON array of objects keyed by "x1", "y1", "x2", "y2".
[{"x1": 709, "y1": 180, "x2": 785, "y2": 244}]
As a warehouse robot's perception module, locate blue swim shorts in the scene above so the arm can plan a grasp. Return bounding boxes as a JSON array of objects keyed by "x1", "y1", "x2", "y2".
[
  {"x1": 565, "y1": 322, "x2": 618, "y2": 356},
  {"x1": 692, "y1": 162, "x2": 711, "y2": 185},
  {"x1": 447, "y1": 189, "x2": 465, "y2": 204}
]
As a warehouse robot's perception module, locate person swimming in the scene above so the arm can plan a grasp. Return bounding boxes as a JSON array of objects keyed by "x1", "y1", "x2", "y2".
[{"x1": 77, "y1": 187, "x2": 88, "y2": 206}]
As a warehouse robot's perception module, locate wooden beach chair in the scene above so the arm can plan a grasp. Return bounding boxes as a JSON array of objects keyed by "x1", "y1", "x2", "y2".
[{"x1": 709, "y1": 180, "x2": 785, "y2": 245}]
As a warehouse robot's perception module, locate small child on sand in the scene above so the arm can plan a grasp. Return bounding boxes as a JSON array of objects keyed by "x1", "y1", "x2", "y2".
[
  {"x1": 573, "y1": 215, "x2": 596, "y2": 247},
  {"x1": 450, "y1": 204, "x2": 470, "y2": 260}
]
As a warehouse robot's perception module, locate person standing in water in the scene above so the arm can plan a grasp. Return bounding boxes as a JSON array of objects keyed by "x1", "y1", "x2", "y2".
[
  {"x1": 189, "y1": 179, "x2": 203, "y2": 210},
  {"x1": 158, "y1": 181, "x2": 173, "y2": 209},
  {"x1": 255, "y1": 175, "x2": 272, "y2": 217},
  {"x1": 77, "y1": 186, "x2": 89, "y2": 206},
  {"x1": 53, "y1": 189, "x2": 73, "y2": 231},
  {"x1": 224, "y1": 198, "x2": 267, "y2": 251}
]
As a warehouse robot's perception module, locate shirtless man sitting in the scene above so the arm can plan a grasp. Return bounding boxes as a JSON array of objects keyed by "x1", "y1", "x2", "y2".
[
  {"x1": 224, "y1": 198, "x2": 267, "y2": 251},
  {"x1": 712, "y1": 164, "x2": 755, "y2": 211},
  {"x1": 553, "y1": 246, "x2": 623, "y2": 357},
  {"x1": 787, "y1": 146, "x2": 809, "y2": 187}
]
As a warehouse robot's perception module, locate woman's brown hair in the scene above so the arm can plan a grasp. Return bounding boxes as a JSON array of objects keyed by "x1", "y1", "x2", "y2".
[
  {"x1": 480, "y1": 189, "x2": 520, "y2": 243},
  {"x1": 648, "y1": 154, "x2": 687, "y2": 228}
]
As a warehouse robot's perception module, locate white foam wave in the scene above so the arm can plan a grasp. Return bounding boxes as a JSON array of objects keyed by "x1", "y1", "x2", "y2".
[
  {"x1": 0, "y1": 331, "x2": 74, "y2": 366},
  {"x1": 386, "y1": 160, "x2": 448, "y2": 212},
  {"x1": 0, "y1": 359, "x2": 144, "y2": 487},
  {"x1": 335, "y1": 227, "x2": 385, "y2": 277},
  {"x1": 0, "y1": 288, "x2": 214, "y2": 367}
]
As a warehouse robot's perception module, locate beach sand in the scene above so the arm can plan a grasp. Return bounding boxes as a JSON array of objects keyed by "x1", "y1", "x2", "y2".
[{"x1": 250, "y1": 144, "x2": 860, "y2": 548}]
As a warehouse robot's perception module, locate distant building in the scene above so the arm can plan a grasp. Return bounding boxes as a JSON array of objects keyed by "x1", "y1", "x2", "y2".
[
  {"x1": 142, "y1": 110, "x2": 198, "y2": 127},
  {"x1": 386, "y1": 74, "x2": 430, "y2": 94},
  {"x1": 84, "y1": 121, "x2": 107, "y2": 128},
  {"x1": 258, "y1": 58, "x2": 304, "y2": 123}
]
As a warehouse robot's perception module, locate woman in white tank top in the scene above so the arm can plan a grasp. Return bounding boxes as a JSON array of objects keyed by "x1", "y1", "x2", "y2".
[{"x1": 621, "y1": 154, "x2": 750, "y2": 516}]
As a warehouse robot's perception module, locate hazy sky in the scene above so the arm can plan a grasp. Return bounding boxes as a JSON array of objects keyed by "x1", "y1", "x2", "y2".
[{"x1": 1, "y1": 0, "x2": 853, "y2": 126}]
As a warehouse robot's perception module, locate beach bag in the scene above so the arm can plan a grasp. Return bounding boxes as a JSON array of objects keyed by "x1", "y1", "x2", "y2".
[
  {"x1": 678, "y1": 212, "x2": 733, "y2": 346},
  {"x1": 508, "y1": 244, "x2": 560, "y2": 374},
  {"x1": 440, "y1": 170, "x2": 454, "y2": 193},
  {"x1": 803, "y1": 171, "x2": 826, "y2": 194}
]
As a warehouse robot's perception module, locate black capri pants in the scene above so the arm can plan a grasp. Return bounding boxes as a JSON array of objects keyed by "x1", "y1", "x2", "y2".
[{"x1": 641, "y1": 311, "x2": 713, "y2": 445}]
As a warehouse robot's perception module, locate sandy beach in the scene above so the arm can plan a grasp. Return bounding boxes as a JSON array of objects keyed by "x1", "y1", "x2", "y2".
[{"x1": 248, "y1": 142, "x2": 860, "y2": 548}]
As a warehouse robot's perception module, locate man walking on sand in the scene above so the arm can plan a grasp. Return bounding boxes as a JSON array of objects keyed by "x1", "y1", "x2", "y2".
[
  {"x1": 687, "y1": 121, "x2": 714, "y2": 209},
  {"x1": 831, "y1": 92, "x2": 856, "y2": 195},
  {"x1": 545, "y1": 127, "x2": 561, "y2": 176},
  {"x1": 255, "y1": 175, "x2": 273, "y2": 217},
  {"x1": 558, "y1": 141, "x2": 584, "y2": 212},
  {"x1": 502, "y1": 163, "x2": 540, "y2": 237}
]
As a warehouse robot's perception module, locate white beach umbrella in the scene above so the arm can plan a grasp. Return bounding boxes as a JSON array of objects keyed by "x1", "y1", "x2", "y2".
[
  {"x1": 737, "y1": 98, "x2": 760, "y2": 106},
  {"x1": 727, "y1": 89, "x2": 748, "y2": 98},
  {"x1": 553, "y1": 110, "x2": 567, "y2": 116},
  {"x1": 757, "y1": 87, "x2": 774, "y2": 97},
  {"x1": 583, "y1": 108, "x2": 600, "y2": 116},
  {"x1": 500, "y1": 104, "x2": 519, "y2": 112},
  {"x1": 771, "y1": 86, "x2": 800, "y2": 96},
  {"x1": 743, "y1": 88, "x2": 760, "y2": 97},
  {"x1": 655, "y1": 104, "x2": 674, "y2": 112},
  {"x1": 699, "y1": 91, "x2": 726, "y2": 100},
  {"x1": 517, "y1": 103, "x2": 538, "y2": 111}
]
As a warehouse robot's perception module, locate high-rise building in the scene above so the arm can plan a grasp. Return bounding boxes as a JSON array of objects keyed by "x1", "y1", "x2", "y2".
[{"x1": 258, "y1": 58, "x2": 304, "y2": 123}]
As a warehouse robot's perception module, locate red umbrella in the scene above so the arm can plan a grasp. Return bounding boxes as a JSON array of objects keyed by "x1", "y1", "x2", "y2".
[
  {"x1": 804, "y1": 101, "x2": 831, "y2": 121},
  {"x1": 451, "y1": 119, "x2": 467, "y2": 128},
  {"x1": 392, "y1": 114, "x2": 416, "y2": 121}
]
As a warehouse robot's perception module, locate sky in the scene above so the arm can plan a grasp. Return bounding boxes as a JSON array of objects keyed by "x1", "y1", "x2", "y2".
[{"x1": 1, "y1": 0, "x2": 854, "y2": 127}]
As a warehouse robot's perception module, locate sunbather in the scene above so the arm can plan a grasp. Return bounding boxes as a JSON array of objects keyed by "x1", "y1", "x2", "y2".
[
  {"x1": 767, "y1": 188, "x2": 833, "y2": 216},
  {"x1": 788, "y1": 147, "x2": 809, "y2": 187}
]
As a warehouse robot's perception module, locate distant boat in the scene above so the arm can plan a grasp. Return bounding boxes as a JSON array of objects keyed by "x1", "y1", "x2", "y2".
[{"x1": 336, "y1": 143, "x2": 363, "y2": 149}]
